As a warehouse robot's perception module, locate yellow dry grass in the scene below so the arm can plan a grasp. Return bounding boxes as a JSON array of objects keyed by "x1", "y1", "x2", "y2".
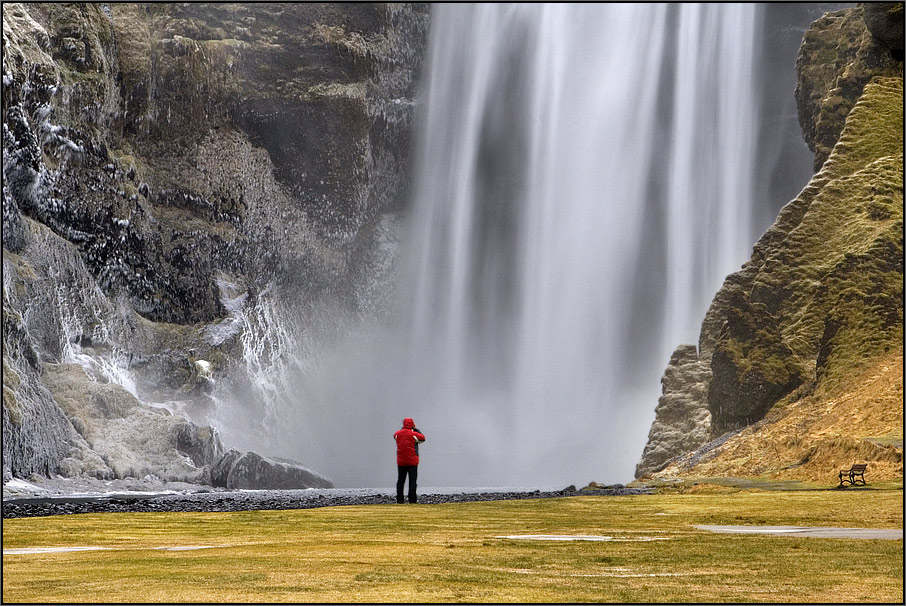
[
  {"x1": 3, "y1": 491, "x2": 902, "y2": 603},
  {"x1": 661, "y1": 351, "x2": 903, "y2": 484}
]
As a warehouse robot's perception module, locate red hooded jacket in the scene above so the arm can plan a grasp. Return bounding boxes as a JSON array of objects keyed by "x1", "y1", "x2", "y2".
[{"x1": 394, "y1": 418, "x2": 426, "y2": 466}]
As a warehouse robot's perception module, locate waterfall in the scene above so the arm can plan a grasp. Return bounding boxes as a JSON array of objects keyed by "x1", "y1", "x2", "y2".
[
  {"x1": 3, "y1": 3, "x2": 831, "y2": 489},
  {"x1": 396, "y1": 3, "x2": 760, "y2": 486},
  {"x1": 663, "y1": 5, "x2": 759, "y2": 349},
  {"x1": 264, "y1": 3, "x2": 802, "y2": 488}
]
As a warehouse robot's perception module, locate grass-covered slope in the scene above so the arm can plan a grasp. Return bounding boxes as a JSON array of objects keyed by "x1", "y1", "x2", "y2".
[
  {"x1": 637, "y1": 5, "x2": 904, "y2": 483},
  {"x1": 657, "y1": 76, "x2": 903, "y2": 484},
  {"x1": 660, "y1": 351, "x2": 902, "y2": 484}
]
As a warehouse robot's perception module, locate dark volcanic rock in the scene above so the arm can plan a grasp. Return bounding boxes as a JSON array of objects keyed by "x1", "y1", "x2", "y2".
[
  {"x1": 1, "y1": 485, "x2": 652, "y2": 519},
  {"x1": 863, "y1": 2, "x2": 905, "y2": 51},
  {"x1": 211, "y1": 449, "x2": 333, "y2": 490},
  {"x1": 707, "y1": 291, "x2": 805, "y2": 436}
]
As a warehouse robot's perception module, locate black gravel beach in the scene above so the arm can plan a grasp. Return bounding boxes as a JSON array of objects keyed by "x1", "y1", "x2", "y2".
[{"x1": 3, "y1": 485, "x2": 650, "y2": 519}]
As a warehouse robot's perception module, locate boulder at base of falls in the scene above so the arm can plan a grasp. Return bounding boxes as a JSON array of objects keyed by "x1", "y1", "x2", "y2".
[{"x1": 210, "y1": 449, "x2": 333, "y2": 490}]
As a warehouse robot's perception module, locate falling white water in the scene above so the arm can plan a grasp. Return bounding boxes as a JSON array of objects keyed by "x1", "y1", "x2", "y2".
[
  {"x1": 398, "y1": 4, "x2": 677, "y2": 484},
  {"x1": 266, "y1": 3, "x2": 780, "y2": 488},
  {"x1": 396, "y1": 3, "x2": 760, "y2": 487},
  {"x1": 663, "y1": 5, "x2": 758, "y2": 348}
]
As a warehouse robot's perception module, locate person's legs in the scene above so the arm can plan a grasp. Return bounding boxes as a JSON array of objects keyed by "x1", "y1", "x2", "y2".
[
  {"x1": 396, "y1": 466, "x2": 407, "y2": 503},
  {"x1": 407, "y1": 466, "x2": 418, "y2": 503}
]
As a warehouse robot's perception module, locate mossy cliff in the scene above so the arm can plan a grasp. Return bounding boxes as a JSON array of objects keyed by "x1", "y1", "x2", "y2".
[
  {"x1": 796, "y1": 2, "x2": 904, "y2": 171},
  {"x1": 2, "y1": 3, "x2": 427, "y2": 487},
  {"x1": 637, "y1": 4, "x2": 903, "y2": 483}
]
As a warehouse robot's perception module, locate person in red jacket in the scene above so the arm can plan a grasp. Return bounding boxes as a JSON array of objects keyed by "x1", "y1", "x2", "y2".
[{"x1": 394, "y1": 418, "x2": 426, "y2": 503}]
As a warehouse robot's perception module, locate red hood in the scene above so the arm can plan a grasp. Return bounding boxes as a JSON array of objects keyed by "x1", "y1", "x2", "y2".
[{"x1": 402, "y1": 418, "x2": 415, "y2": 429}]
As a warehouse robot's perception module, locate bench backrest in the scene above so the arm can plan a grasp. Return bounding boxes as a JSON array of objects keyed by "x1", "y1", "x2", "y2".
[{"x1": 850, "y1": 464, "x2": 868, "y2": 472}]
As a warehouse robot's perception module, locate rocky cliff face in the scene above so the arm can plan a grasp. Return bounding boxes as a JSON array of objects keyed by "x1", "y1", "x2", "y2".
[
  {"x1": 635, "y1": 345, "x2": 711, "y2": 478},
  {"x1": 796, "y1": 2, "x2": 904, "y2": 171},
  {"x1": 2, "y1": 3, "x2": 428, "y2": 488},
  {"x1": 637, "y1": 4, "x2": 903, "y2": 481}
]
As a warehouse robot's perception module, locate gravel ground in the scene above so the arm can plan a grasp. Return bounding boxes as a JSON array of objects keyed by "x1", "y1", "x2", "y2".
[{"x1": 2, "y1": 485, "x2": 651, "y2": 519}]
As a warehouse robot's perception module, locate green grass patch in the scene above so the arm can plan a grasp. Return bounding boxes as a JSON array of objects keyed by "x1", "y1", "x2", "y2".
[{"x1": 3, "y1": 490, "x2": 902, "y2": 603}]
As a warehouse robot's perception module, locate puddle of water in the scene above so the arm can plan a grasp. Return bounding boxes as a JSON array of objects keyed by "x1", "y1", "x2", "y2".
[
  {"x1": 496, "y1": 535, "x2": 670, "y2": 542},
  {"x1": 503, "y1": 566, "x2": 706, "y2": 578},
  {"x1": 694, "y1": 525, "x2": 903, "y2": 539}
]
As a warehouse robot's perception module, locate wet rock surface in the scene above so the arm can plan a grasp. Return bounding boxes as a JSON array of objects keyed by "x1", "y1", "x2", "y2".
[
  {"x1": 2, "y1": 3, "x2": 428, "y2": 486},
  {"x1": 210, "y1": 449, "x2": 333, "y2": 490},
  {"x1": 2, "y1": 486, "x2": 651, "y2": 519},
  {"x1": 635, "y1": 344, "x2": 712, "y2": 477}
]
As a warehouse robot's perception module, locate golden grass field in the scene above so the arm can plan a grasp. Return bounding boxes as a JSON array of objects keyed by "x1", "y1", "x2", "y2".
[{"x1": 3, "y1": 487, "x2": 902, "y2": 603}]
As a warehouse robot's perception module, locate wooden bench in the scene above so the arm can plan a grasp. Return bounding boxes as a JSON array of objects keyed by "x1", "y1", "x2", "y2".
[{"x1": 839, "y1": 463, "x2": 867, "y2": 487}]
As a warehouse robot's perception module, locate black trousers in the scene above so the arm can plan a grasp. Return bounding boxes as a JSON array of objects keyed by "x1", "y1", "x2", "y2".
[{"x1": 397, "y1": 465, "x2": 418, "y2": 503}]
